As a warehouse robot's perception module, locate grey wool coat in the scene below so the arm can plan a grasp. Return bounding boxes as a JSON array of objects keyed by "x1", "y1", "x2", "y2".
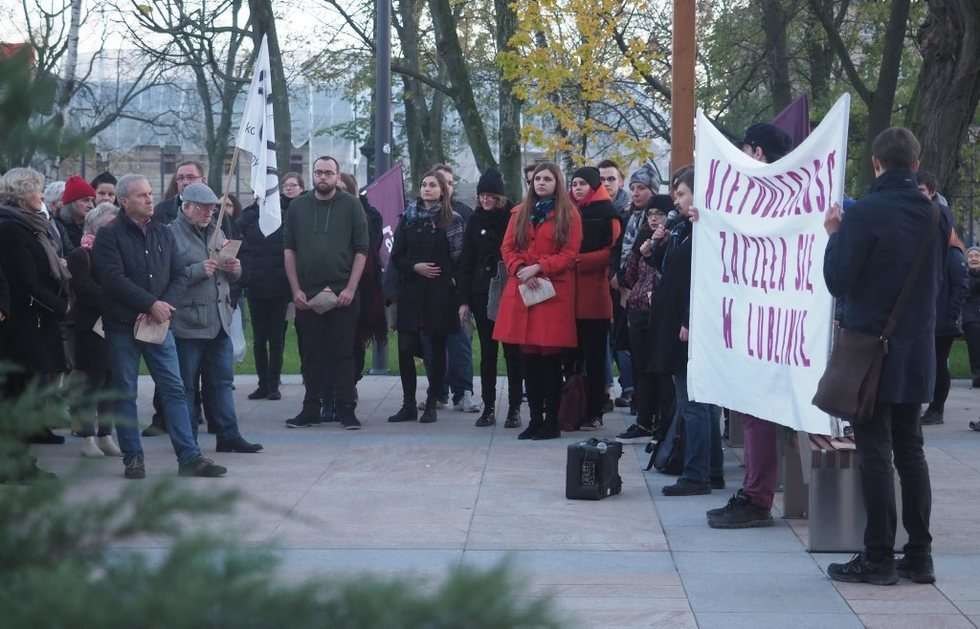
[{"x1": 169, "y1": 211, "x2": 241, "y2": 340}]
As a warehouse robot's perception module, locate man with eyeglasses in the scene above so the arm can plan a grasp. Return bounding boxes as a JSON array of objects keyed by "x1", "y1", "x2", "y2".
[
  {"x1": 154, "y1": 160, "x2": 207, "y2": 225},
  {"x1": 283, "y1": 156, "x2": 369, "y2": 430}
]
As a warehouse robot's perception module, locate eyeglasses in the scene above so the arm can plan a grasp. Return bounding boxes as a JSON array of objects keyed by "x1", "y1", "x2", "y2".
[
  {"x1": 175, "y1": 174, "x2": 202, "y2": 183},
  {"x1": 314, "y1": 170, "x2": 337, "y2": 178}
]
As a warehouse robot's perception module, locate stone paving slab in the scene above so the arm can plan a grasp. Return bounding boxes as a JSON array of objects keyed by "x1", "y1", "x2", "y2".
[{"x1": 31, "y1": 376, "x2": 980, "y2": 628}]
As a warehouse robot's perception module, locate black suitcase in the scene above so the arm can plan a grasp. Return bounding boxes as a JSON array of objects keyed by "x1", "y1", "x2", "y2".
[{"x1": 566, "y1": 438, "x2": 623, "y2": 500}]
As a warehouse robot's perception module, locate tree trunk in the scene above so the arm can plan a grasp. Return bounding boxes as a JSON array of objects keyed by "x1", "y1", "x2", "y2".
[
  {"x1": 495, "y1": 0, "x2": 523, "y2": 201},
  {"x1": 427, "y1": 0, "x2": 498, "y2": 173},
  {"x1": 761, "y1": 0, "x2": 792, "y2": 112},
  {"x1": 249, "y1": 0, "x2": 293, "y2": 178},
  {"x1": 50, "y1": 0, "x2": 83, "y2": 172},
  {"x1": 858, "y1": 0, "x2": 913, "y2": 189},
  {"x1": 394, "y1": 0, "x2": 435, "y2": 189},
  {"x1": 906, "y1": 0, "x2": 980, "y2": 200}
]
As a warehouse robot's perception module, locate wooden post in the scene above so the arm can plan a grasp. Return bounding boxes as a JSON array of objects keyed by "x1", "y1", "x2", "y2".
[
  {"x1": 670, "y1": 0, "x2": 696, "y2": 175},
  {"x1": 210, "y1": 146, "x2": 241, "y2": 254}
]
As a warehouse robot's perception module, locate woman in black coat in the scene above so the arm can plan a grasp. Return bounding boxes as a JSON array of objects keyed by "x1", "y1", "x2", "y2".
[
  {"x1": 67, "y1": 202, "x2": 123, "y2": 457},
  {"x1": 239, "y1": 192, "x2": 294, "y2": 401},
  {"x1": 386, "y1": 170, "x2": 465, "y2": 424},
  {"x1": 921, "y1": 231, "x2": 969, "y2": 425},
  {"x1": 0, "y1": 168, "x2": 70, "y2": 463},
  {"x1": 457, "y1": 168, "x2": 523, "y2": 429}
]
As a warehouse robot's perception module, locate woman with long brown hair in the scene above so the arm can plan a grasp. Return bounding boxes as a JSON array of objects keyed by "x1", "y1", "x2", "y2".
[
  {"x1": 493, "y1": 162, "x2": 582, "y2": 440},
  {"x1": 387, "y1": 170, "x2": 465, "y2": 424}
]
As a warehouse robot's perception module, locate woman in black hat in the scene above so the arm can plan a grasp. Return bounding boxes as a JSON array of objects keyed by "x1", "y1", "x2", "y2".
[{"x1": 458, "y1": 168, "x2": 524, "y2": 428}]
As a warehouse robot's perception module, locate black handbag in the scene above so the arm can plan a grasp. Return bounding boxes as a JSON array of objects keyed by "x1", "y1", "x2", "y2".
[{"x1": 812, "y1": 206, "x2": 940, "y2": 423}]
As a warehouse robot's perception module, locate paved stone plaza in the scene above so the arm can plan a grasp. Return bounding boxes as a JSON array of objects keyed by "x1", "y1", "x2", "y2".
[{"x1": 33, "y1": 376, "x2": 980, "y2": 628}]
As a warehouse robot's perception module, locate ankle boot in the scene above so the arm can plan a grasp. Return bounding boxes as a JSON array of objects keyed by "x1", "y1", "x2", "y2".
[
  {"x1": 97, "y1": 435, "x2": 123, "y2": 457},
  {"x1": 504, "y1": 405, "x2": 522, "y2": 428},
  {"x1": 475, "y1": 403, "x2": 495, "y2": 427},
  {"x1": 80, "y1": 436, "x2": 104, "y2": 458},
  {"x1": 533, "y1": 393, "x2": 561, "y2": 440},
  {"x1": 419, "y1": 397, "x2": 438, "y2": 423},
  {"x1": 388, "y1": 400, "x2": 418, "y2": 423}
]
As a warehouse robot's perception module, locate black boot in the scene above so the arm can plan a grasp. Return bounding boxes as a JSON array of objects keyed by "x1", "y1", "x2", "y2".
[
  {"x1": 475, "y1": 403, "x2": 495, "y2": 427},
  {"x1": 419, "y1": 397, "x2": 438, "y2": 423},
  {"x1": 387, "y1": 400, "x2": 418, "y2": 423},
  {"x1": 518, "y1": 411, "x2": 542, "y2": 440},
  {"x1": 504, "y1": 405, "x2": 522, "y2": 429},
  {"x1": 532, "y1": 404, "x2": 560, "y2": 440}
]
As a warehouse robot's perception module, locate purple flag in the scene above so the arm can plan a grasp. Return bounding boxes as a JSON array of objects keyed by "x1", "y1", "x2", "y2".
[
  {"x1": 364, "y1": 163, "x2": 406, "y2": 268},
  {"x1": 771, "y1": 95, "x2": 811, "y2": 149}
]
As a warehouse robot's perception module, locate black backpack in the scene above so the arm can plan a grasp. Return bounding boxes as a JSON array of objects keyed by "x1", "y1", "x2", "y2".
[{"x1": 646, "y1": 408, "x2": 684, "y2": 475}]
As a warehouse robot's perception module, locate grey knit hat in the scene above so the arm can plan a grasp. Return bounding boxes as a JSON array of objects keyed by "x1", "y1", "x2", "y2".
[{"x1": 629, "y1": 164, "x2": 658, "y2": 190}]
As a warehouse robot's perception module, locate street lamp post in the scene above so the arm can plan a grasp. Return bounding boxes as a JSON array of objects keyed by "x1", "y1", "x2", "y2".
[
  {"x1": 670, "y1": 0, "x2": 696, "y2": 175},
  {"x1": 370, "y1": 0, "x2": 393, "y2": 374}
]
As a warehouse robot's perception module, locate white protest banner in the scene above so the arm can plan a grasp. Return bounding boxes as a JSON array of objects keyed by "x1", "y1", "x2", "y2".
[
  {"x1": 235, "y1": 35, "x2": 281, "y2": 236},
  {"x1": 687, "y1": 93, "x2": 850, "y2": 434}
]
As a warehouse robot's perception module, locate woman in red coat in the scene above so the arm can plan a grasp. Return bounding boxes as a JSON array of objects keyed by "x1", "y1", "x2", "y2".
[
  {"x1": 569, "y1": 166, "x2": 622, "y2": 430},
  {"x1": 493, "y1": 162, "x2": 582, "y2": 440}
]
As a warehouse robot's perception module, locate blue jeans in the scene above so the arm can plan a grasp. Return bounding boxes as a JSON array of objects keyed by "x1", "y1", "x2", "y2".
[
  {"x1": 604, "y1": 342, "x2": 634, "y2": 395},
  {"x1": 107, "y1": 326, "x2": 202, "y2": 466},
  {"x1": 423, "y1": 327, "x2": 473, "y2": 400},
  {"x1": 673, "y1": 368, "x2": 723, "y2": 483},
  {"x1": 175, "y1": 331, "x2": 243, "y2": 443}
]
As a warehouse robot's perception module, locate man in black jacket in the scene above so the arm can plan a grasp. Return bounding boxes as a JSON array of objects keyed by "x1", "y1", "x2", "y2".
[
  {"x1": 93, "y1": 173, "x2": 227, "y2": 480},
  {"x1": 154, "y1": 160, "x2": 207, "y2": 225},
  {"x1": 824, "y1": 128, "x2": 949, "y2": 586}
]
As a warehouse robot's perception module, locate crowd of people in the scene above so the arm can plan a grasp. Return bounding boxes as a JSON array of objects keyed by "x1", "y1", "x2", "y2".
[{"x1": 0, "y1": 124, "x2": 968, "y2": 586}]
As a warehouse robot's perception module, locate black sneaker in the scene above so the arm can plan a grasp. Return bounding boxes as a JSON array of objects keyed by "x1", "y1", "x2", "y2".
[
  {"x1": 178, "y1": 457, "x2": 228, "y2": 478},
  {"x1": 662, "y1": 478, "x2": 711, "y2": 496},
  {"x1": 388, "y1": 404, "x2": 418, "y2": 423},
  {"x1": 896, "y1": 554, "x2": 936, "y2": 584},
  {"x1": 616, "y1": 424, "x2": 652, "y2": 443},
  {"x1": 124, "y1": 456, "x2": 146, "y2": 480},
  {"x1": 216, "y1": 437, "x2": 264, "y2": 453},
  {"x1": 475, "y1": 406, "x2": 496, "y2": 427},
  {"x1": 338, "y1": 407, "x2": 362, "y2": 431},
  {"x1": 247, "y1": 387, "x2": 269, "y2": 400},
  {"x1": 827, "y1": 554, "x2": 898, "y2": 585},
  {"x1": 266, "y1": 389, "x2": 282, "y2": 401},
  {"x1": 707, "y1": 490, "x2": 774, "y2": 528},
  {"x1": 286, "y1": 414, "x2": 321, "y2": 429},
  {"x1": 503, "y1": 406, "x2": 522, "y2": 429},
  {"x1": 419, "y1": 400, "x2": 438, "y2": 424},
  {"x1": 28, "y1": 428, "x2": 66, "y2": 445},
  {"x1": 919, "y1": 409, "x2": 944, "y2": 425}
]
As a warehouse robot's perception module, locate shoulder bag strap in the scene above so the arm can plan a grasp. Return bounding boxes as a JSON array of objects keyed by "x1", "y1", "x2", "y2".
[{"x1": 882, "y1": 205, "x2": 942, "y2": 340}]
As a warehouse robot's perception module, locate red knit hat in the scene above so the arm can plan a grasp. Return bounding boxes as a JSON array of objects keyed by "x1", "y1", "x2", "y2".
[{"x1": 62, "y1": 175, "x2": 97, "y2": 205}]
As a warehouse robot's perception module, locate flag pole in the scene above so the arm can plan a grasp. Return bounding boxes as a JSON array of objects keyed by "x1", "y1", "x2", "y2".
[{"x1": 210, "y1": 145, "x2": 242, "y2": 254}]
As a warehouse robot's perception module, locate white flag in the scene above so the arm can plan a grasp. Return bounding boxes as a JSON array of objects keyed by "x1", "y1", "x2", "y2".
[{"x1": 236, "y1": 35, "x2": 281, "y2": 236}]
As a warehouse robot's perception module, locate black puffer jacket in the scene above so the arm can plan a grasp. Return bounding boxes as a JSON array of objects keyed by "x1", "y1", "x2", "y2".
[
  {"x1": 92, "y1": 212, "x2": 187, "y2": 328},
  {"x1": 646, "y1": 217, "x2": 693, "y2": 375},
  {"x1": 238, "y1": 198, "x2": 291, "y2": 301},
  {"x1": 963, "y1": 268, "x2": 980, "y2": 326},
  {"x1": 456, "y1": 202, "x2": 512, "y2": 304}
]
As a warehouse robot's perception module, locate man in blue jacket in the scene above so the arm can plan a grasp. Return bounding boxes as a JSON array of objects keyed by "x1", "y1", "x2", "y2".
[
  {"x1": 823, "y1": 128, "x2": 949, "y2": 586},
  {"x1": 93, "y1": 174, "x2": 228, "y2": 479}
]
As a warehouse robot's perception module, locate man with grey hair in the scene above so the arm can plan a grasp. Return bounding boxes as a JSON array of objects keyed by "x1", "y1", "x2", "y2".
[
  {"x1": 170, "y1": 182, "x2": 261, "y2": 453},
  {"x1": 93, "y1": 173, "x2": 228, "y2": 479}
]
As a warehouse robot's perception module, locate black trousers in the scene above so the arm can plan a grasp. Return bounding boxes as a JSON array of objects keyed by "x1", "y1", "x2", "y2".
[
  {"x1": 398, "y1": 330, "x2": 446, "y2": 403},
  {"x1": 249, "y1": 296, "x2": 289, "y2": 390},
  {"x1": 964, "y1": 322, "x2": 980, "y2": 379},
  {"x1": 296, "y1": 295, "x2": 359, "y2": 415},
  {"x1": 569, "y1": 319, "x2": 609, "y2": 419},
  {"x1": 852, "y1": 402, "x2": 932, "y2": 560},
  {"x1": 928, "y1": 335, "x2": 957, "y2": 413},
  {"x1": 627, "y1": 310, "x2": 673, "y2": 435},
  {"x1": 471, "y1": 296, "x2": 523, "y2": 409},
  {"x1": 523, "y1": 352, "x2": 562, "y2": 418}
]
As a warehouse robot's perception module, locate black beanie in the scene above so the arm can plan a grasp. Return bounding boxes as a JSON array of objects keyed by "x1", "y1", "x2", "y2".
[
  {"x1": 742, "y1": 123, "x2": 793, "y2": 162},
  {"x1": 648, "y1": 194, "x2": 673, "y2": 213},
  {"x1": 571, "y1": 166, "x2": 601, "y2": 190},
  {"x1": 477, "y1": 167, "x2": 505, "y2": 196}
]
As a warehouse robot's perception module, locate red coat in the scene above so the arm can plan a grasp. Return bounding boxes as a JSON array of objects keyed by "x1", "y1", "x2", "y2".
[
  {"x1": 492, "y1": 206, "x2": 583, "y2": 348},
  {"x1": 575, "y1": 218, "x2": 620, "y2": 320}
]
